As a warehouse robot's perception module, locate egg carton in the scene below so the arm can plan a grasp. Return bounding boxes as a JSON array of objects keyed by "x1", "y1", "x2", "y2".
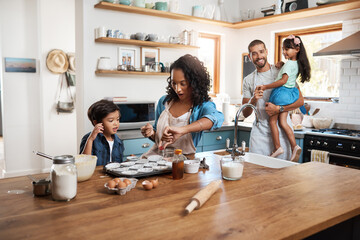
[{"x1": 104, "y1": 177, "x2": 138, "y2": 195}]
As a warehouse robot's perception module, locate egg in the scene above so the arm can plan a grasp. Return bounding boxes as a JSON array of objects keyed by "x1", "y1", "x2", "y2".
[
  {"x1": 113, "y1": 178, "x2": 122, "y2": 184},
  {"x1": 123, "y1": 178, "x2": 132, "y2": 186},
  {"x1": 117, "y1": 181, "x2": 127, "y2": 189},
  {"x1": 107, "y1": 180, "x2": 116, "y2": 189},
  {"x1": 150, "y1": 178, "x2": 159, "y2": 188},
  {"x1": 142, "y1": 180, "x2": 153, "y2": 190}
]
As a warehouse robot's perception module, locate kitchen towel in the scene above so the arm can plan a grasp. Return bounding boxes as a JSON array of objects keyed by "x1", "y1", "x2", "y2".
[{"x1": 311, "y1": 150, "x2": 329, "y2": 163}]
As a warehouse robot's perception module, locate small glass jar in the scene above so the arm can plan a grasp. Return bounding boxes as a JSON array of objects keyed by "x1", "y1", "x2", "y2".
[
  {"x1": 51, "y1": 155, "x2": 77, "y2": 201},
  {"x1": 221, "y1": 156, "x2": 244, "y2": 181}
]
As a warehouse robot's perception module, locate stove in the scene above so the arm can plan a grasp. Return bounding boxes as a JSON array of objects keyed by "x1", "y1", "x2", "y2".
[
  {"x1": 303, "y1": 126, "x2": 360, "y2": 169},
  {"x1": 311, "y1": 128, "x2": 360, "y2": 138}
]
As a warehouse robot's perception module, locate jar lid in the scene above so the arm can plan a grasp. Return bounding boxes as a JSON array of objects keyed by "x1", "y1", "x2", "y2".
[
  {"x1": 53, "y1": 155, "x2": 74, "y2": 164},
  {"x1": 175, "y1": 149, "x2": 182, "y2": 154}
]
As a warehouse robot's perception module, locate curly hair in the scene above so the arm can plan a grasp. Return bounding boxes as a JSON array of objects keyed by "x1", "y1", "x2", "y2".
[
  {"x1": 87, "y1": 99, "x2": 120, "y2": 126},
  {"x1": 165, "y1": 54, "x2": 211, "y2": 107}
]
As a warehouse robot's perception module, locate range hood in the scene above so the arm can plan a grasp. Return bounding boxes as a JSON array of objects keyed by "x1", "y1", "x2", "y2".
[{"x1": 313, "y1": 31, "x2": 360, "y2": 57}]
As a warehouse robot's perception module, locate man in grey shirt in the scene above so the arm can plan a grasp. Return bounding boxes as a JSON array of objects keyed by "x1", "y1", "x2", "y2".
[{"x1": 242, "y1": 40, "x2": 304, "y2": 160}]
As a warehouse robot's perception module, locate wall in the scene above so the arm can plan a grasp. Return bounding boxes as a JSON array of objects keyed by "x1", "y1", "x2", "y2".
[
  {"x1": 307, "y1": 19, "x2": 360, "y2": 125},
  {"x1": 0, "y1": 0, "x2": 76, "y2": 177},
  {"x1": 75, "y1": 0, "x2": 239, "y2": 144}
]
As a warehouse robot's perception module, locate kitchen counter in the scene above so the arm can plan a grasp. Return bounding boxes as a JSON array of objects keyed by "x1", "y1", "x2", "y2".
[
  {"x1": 1, "y1": 153, "x2": 359, "y2": 239},
  {"x1": 117, "y1": 121, "x2": 308, "y2": 140}
]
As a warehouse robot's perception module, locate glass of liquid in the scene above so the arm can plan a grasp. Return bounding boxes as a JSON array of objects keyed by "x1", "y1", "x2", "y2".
[{"x1": 220, "y1": 156, "x2": 244, "y2": 180}]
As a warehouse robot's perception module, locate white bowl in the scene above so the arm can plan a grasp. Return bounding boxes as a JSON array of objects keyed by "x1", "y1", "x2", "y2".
[
  {"x1": 313, "y1": 118, "x2": 333, "y2": 129},
  {"x1": 74, "y1": 154, "x2": 97, "y2": 182},
  {"x1": 184, "y1": 160, "x2": 200, "y2": 174}
]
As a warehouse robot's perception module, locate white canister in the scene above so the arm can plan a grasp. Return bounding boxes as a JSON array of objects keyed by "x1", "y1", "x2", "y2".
[
  {"x1": 133, "y1": 0, "x2": 145, "y2": 8},
  {"x1": 97, "y1": 57, "x2": 111, "y2": 70},
  {"x1": 169, "y1": 0, "x2": 179, "y2": 13},
  {"x1": 51, "y1": 155, "x2": 77, "y2": 201},
  {"x1": 189, "y1": 30, "x2": 198, "y2": 46},
  {"x1": 97, "y1": 26, "x2": 106, "y2": 38}
]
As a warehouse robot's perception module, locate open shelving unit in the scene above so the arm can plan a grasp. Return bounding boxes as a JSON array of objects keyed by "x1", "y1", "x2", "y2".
[
  {"x1": 95, "y1": 37, "x2": 199, "y2": 49},
  {"x1": 95, "y1": 70, "x2": 169, "y2": 76},
  {"x1": 95, "y1": 0, "x2": 360, "y2": 29}
]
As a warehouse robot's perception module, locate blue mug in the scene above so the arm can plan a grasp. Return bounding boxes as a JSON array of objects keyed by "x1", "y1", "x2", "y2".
[{"x1": 155, "y1": 2, "x2": 168, "y2": 11}]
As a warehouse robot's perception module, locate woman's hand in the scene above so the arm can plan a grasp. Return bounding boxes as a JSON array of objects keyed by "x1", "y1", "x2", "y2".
[
  {"x1": 89, "y1": 123, "x2": 103, "y2": 141},
  {"x1": 140, "y1": 123, "x2": 155, "y2": 138},
  {"x1": 159, "y1": 126, "x2": 185, "y2": 149}
]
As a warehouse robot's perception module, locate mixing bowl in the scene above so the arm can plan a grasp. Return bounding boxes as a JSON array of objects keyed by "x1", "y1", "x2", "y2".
[{"x1": 75, "y1": 154, "x2": 97, "y2": 182}]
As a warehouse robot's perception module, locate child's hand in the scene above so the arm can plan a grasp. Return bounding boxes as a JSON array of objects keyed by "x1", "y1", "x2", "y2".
[
  {"x1": 141, "y1": 123, "x2": 154, "y2": 138},
  {"x1": 275, "y1": 61, "x2": 284, "y2": 69},
  {"x1": 89, "y1": 123, "x2": 103, "y2": 141}
]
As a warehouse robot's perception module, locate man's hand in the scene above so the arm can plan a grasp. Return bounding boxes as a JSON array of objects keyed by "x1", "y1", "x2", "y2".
[
  {"x1": 140, "y1": 123, "x2": 154, "y2": 138},
  {"x1": 89, "y1": 123, "x2": 103, "y2": 141},
  {"x1": 275, "y1": 61, "x2": 284, "y2": 69},
  {"x1": 265, "y1": 102, "x2": 280, "y2": 117},
  {"x1": 256, "y1": 85, "x2": 266, "y2": 91},
  {"x1": 159, "y1": 126, "x2": 185, "y2": 149}
]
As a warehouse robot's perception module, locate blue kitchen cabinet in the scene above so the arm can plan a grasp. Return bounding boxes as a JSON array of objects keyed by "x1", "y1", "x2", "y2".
[
  {"x1": 202, "y1": 130, "x2": 234, "y2": 152},
  {"x1": 296, "y1": 138, "x2": 304, "y2": 163},
  {"x1": 122, "y1": 138, "x2": 154, "y2": 160},
  {"x1": 237, "y1": 130, "x2": 251, "y2": 146}
]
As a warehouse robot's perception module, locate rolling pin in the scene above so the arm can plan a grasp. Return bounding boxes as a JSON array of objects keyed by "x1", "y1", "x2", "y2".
[{"x1": 185, "y1": 179, "x2": 222, "y2": 215}]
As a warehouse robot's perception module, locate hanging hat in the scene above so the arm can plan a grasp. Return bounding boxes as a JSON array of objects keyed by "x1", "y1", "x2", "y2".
[
  {"x1": 67, "y1": 52, "x2": 76, "y2": 74},
  {"x1": 46, "y1": 49, "x2": 69, "y2": 74}
]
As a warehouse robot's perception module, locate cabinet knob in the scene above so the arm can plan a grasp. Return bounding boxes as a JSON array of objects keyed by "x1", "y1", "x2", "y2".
[
  {"x1": 216, "y1": 136, "x2": 222, "y2": 141},
  {"x1": 142, "y1": 143, "x2": 150, "y2": 148}
]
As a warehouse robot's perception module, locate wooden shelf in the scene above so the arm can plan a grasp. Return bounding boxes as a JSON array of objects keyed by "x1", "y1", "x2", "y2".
[
  {"x1": 94, "y1": 2, "x2": 232, "y2": 27},
  {"x1": 95, "y1": 0, "x2": 360, "y2": 29},
  {"x1": 232, "y1": 0, "x2": 360, "y2": 29},
  {"x1": 95, "y1": 70, "x2": 169, "y2": 76},
  {"x1": 95, "y1": 37, "x2": 199, "y2": 49}
]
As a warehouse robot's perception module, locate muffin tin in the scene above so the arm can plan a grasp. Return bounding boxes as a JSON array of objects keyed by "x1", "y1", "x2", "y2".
[
  {"x1": 104, "y1": 177, "x2": 138, "y2": 195},
  {"x1": 105, "y1": 156, "x2": 172, "y2": 178}
]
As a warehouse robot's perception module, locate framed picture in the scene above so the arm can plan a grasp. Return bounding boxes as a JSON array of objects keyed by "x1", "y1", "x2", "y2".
[
  {"x1": 5, "y1": 57, "x2": 36, "y2": 73},
  {"x1": 140, "y1": 47, "x2": 160, "y2": 66},
  {"x1": 118, "y1": 47, "x2": 136, "y2": 67},
  {"x1": 241, "y1": 53, "x2": 255, "y2": 94}
]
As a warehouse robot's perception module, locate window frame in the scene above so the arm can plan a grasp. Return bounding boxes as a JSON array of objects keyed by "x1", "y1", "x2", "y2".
[
  {"x1": 198, "y1": 32, "x2": 221, "y2": 95},
  {"x1": 274, "y1": 24, "x2": 342, "y2": 101}
]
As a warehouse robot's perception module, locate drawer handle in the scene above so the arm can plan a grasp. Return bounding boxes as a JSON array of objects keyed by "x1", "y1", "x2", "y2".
[
  {"x1": 216, "y1": 136, "x2": 222, "y2": 141},
  {"x1": 142, "y1": 143, "x2": 150, "y2": 148}
]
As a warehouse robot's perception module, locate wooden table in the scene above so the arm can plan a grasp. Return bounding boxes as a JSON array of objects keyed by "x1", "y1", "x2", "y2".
[{"x1": 1, "y1": 153, "x2": 360, "y2": 240}]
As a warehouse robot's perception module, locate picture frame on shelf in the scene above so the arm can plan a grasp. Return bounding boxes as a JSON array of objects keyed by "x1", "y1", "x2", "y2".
[
  {"x1": 140, "y1": 47, "x2": 160, "y2": 67},
  {"x1": 118, "y1": 47, "x2": 136, "y2": 67}
]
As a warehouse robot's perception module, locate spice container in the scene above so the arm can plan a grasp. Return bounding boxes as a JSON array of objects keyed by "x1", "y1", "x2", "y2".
[{"x1": 51, "y1": 155, "x2": 77, "y2": 201}]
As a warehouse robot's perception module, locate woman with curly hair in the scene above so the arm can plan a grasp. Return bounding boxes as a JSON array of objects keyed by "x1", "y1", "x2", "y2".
[{"x1": 141, "y1": 54, "x2": 224, "y2": 158}]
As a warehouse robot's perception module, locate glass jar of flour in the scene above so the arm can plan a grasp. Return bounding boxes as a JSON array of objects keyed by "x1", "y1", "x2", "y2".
[{"x1": 51, "y1": 155, "x2": 77, "y2": 201}]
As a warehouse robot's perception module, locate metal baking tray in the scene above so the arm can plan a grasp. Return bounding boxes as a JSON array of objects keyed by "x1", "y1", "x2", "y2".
[{"x1": 104, "y1": 158, "x2": 172, "y2": 178}]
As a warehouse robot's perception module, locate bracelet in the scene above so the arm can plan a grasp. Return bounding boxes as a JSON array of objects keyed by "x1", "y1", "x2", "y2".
[{"x1": 197, "y1": 121, "x2": 203, "y2": 131}]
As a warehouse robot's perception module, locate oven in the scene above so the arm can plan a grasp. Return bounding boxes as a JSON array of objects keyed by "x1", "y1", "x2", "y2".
[{"x1": 303, "y1": 129, "x2": 360, "y2": 169}]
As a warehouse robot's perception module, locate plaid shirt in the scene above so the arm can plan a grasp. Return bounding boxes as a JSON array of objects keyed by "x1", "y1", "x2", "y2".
[{"x1": 80, "y1": 132, "x2": 124, "y2": 166}]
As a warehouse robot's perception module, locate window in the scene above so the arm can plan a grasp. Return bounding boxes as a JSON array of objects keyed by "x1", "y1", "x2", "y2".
[
  {"x1": 275, "y1": 24, "x2": 342, "y2": 100},
  {"x1": 198, "y1": 33, "x2": 220, "y2": 95}
]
